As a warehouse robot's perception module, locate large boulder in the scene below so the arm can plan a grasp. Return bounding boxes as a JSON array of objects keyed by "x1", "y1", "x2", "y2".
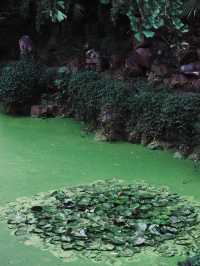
[
  {"x1": 125, "y1": 48, "x2": 152, "y2": 77},
  {"x1": 180, "y1": 62, "x2": 200, "y2": 77},
  {"x1": 31, "y1": 105, "x2": 47, "y2": 118},
  {"x1": 135, "y1": 48, "x2": 152, "y2": 69}
]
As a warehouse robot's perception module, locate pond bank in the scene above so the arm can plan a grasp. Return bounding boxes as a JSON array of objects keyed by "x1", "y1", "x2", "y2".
[{"x1": 1, "y1": 61, "x2": 200, "y2": 162}]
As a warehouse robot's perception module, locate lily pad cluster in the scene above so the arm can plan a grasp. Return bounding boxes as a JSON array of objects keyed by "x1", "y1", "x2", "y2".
[{"x1": 1, "y1": 180, "x2": 200, "y2": 263}]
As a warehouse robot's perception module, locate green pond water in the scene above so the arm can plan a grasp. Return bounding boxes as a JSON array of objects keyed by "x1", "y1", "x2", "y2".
[{"x1": 0, "y1": 113, "x2": 200, "y2": 266}]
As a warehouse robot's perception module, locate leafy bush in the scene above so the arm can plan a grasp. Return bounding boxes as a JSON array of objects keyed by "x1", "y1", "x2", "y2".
[
  {"x1": 160, "y1": 94, "x2": 200, "y2": 143},
  {"x1": 61, "y1": 71, "x2": 128, "y2": 122},
  {"x1": 65, "y1": 71, "x2": 100, "y2": 121},
  {"x1": 94, "y1": 78, "x2": 128, "y2": 111},
  {"x1": 56, "y1": 72, "x2": 200, "y2": 144},
  {"x1": 0, "y1": 59, "x2": 48, "y2": 106},
  {"x1": 127, "y1": 82, "x2": 200, "y2": 143},
  {"x1": 128, "y1": 87, "x2": 167, "y2": 138}
]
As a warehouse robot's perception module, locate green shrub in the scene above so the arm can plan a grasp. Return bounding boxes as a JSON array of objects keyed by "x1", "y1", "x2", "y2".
[
  {"x1": 0, "y1": 59, "x2": 48, "y2": 106},
  {"x1": 61, "y1": 71, "x2": 128, "y2": 122},
  {"x1": 54, "y1": 70, "x2": 72, "y2": 102},
  {"x1": 127, "y1": 82, "x2": 200, "y2": 143},
  {"x1": 66, "y1": 71, "x2": 100, "y2": 121},
  {"x1": 55, "y1": 71, "x2": 200, "y2": 145},
  {"x1": 127, "y1": 85, "x2": 167, "y2": 138},
  {"x1": 161, "y1": 94, "x2": 200, "y2": 143},
  {"x1": 95, "y1": 78, "x2": 128, "y2": 111}
]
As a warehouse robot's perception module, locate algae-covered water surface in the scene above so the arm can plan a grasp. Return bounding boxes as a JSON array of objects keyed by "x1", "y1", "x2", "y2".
[{"x1": 0, "y1": 113, "x2": 200, "y2": 266}]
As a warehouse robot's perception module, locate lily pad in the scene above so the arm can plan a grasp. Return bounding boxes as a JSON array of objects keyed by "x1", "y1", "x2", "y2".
[{"x1": 1, "y1": 180, "x2": 200, "y2": 263}]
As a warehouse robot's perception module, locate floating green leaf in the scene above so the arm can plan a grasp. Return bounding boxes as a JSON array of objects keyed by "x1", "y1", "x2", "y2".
[{"x1": 1, "y1": 180, "x2": 200, "y2": 263}]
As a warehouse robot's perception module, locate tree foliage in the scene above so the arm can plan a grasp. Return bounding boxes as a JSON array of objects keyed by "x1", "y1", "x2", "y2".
[
  {"x1": 3, "y1": 0, "x2": 191, "y2": 39},
  {"x1": 100, "y1": 0, "x2": 188, "y2": 41},
  {"x1": 6, "y1": 0, "x2": 69, "y2": 31}
]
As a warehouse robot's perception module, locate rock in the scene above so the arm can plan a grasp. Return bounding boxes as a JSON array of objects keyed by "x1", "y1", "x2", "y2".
[
  {"x1": 135, "y1": 48, "x2": 152, "y2": 69},
  {"x1": 94, "y1": 130, "x2": 107, "y2": 142},
  {"x1": 85, "y1": 49, "x2": 101, "y2": 72},
  {"x1": 173, "y1": 151, "x2": 184, "y2": 160},
  {"x1": 141, "y1": 133, "x2": 152, "y2": 146},
  {"x1": 164, "y1": 73, "x2": 200, "y2": 91},
  {"x1": 148, "y1": 141, "x2": 175, "y2": 151},
  {"x1": 124, "y1": 48, "x2": 152, "y2": 77},
  {"x1": 188, "y1": 145, "x2": 200, "y2": 161},
  {"x1": 168, "y1": 74, "x2": 189, "y2": 88},
  {"x1": 178, "y1": 144, "x2": 192, "y2": 157},
  {"x1": 128, "y1": 131, "x2": 141, "y2": 143},
  {"x1": 147, "y1": 140, "x2": 164, "y2": 150},
  {"x1": 180, "y1": 62, "x2": 200, "y2": 77},
  {"x1": 147, "y1": 71, "x2": 162, "y2": 85},
  {"x1": 47, "y1": 104, "x2": 58, "y2": 116},
  {"x1": 134, "y1": 237, "x2": 146, "y2": 246},
  {"x1": 188, "y1": 152, "x2": 200, "y2": 161},
  {"x1": 151, "y1": 64, "x2": 169, "y2": 77},
  {"x1": 31, "y1": 104, "x2": 59, "y2": 118},
  {"x1": 160, "y1": 141, "x2": 176, "y2": 150},
  {"x1": 30, "y1": 105, "x2": 42, "y2": 118}
]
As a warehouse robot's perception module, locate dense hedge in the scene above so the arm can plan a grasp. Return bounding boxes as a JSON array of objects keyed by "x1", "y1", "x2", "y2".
[
  {"x1": 58, "y1": 71, "x2": 129, "y2": 123},
  {"x1": 0, "y1": 59, "x2": 48, "y2": 107},
  {"x1": 57, "y1": 71, "x2": 200, "y2": 145},
  {"x1": 127, "y1": 87, "x2": 200, "y2": 144},
  {"x1": 127, "y1": 87, "x2": 168, "y2": 139}
]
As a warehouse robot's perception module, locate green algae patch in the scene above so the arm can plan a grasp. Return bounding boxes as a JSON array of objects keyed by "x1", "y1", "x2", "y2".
[{"x1": 1, "y1": 180, "x2": 200, "y2": 264}]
